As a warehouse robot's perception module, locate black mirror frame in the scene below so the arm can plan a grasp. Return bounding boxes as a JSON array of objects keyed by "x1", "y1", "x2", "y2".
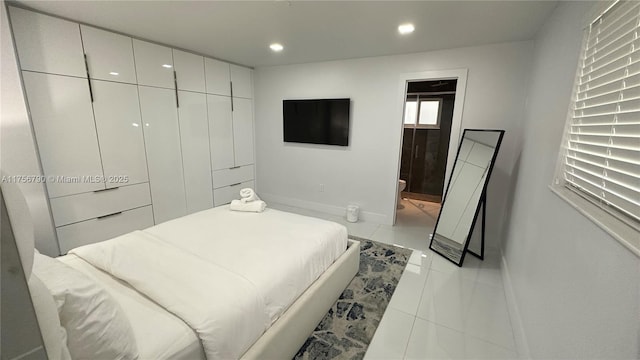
[{"x1": 429, "y1": 128, "x2": 505, "y2": 267}]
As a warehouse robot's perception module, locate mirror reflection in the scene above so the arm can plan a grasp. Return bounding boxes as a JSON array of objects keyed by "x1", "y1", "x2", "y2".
[{"x1": 430, "y1": 129, "x2": 504, "y2": 265}]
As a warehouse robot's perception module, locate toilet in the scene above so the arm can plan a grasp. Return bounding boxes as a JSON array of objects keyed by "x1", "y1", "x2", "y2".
[{"x1": 398, "y1": 180, "x2": 406, "y2": 208}]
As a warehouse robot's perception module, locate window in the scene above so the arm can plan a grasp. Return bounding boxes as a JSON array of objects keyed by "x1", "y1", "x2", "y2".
[
  {"x1": 404, "y1": 96, "x2": 442, "y2": 128},
  {"x1": 404, "y1": 100, "x2": 417, "y2": 125},
  {"x1": 554, "y1": 1, "x2": 640, "y2": 235},
  {"x1": 418, "y1": 100, "x2": 440, "y2": 126}
]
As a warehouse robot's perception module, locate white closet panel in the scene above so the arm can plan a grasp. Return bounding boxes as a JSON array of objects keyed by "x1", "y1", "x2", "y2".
[
  {"x1": 207, "y1": 94, "x2": 235, "y2": 170},
  {"x1": 204, "y1": 58, "x2": 231, "y2": 96},
  {"x1": 91, "y1": 80, "x2": 148, "y2": 187},
  {"x1": 178, "y1": 91, "x2": 213, "y2": 213},
  {"x1": 80, "y1": 25, "x2": 136, "y2": 84},
  {"x1": 133, "y1": 39, "x2": 174, "y2": 89},
  {"x1": 173, "y1": 50, "x2": 205, "y2": 93},
  {"x1": 9, "y1": 7, "x2": 85, "y2": 77},
  {"x1": 230, "y1": 64, "x2": 253, "y2": 99},
  {"x1": 138, "y1": 86, "x2": 187, "y2": 223},
  {"x1": 21, "y1": 71, "x2": 104, "y2": 197},
  {"x1": 232, "y1": 97, "x2": 255, "y2": 166}
]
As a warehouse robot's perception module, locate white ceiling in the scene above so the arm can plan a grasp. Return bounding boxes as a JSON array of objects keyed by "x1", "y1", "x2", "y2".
[{"x1": 14, "y1": 1, "x2": 559, "y2": 68}]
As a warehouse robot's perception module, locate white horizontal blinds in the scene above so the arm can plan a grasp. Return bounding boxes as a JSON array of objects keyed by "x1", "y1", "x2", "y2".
[{"x1": 566, "y1": 0, "x2": 640, "y2": 224}]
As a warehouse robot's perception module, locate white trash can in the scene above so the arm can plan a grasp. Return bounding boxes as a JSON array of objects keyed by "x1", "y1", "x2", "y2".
[{"x1": 346, "y1": 204, "x2": 359, "y2": 223}]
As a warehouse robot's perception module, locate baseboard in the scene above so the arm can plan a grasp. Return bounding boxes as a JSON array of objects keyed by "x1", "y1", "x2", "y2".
[
  {"x1": 260, "y1": 193, "x2": 389, "y2": 224},
  {"x1": 500, "y1": 252, "x2": 531, "y2": 359}
]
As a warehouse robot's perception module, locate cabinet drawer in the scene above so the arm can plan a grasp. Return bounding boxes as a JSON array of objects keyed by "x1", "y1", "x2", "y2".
[
  {"x1": 212, "y1": 165, "x2": 254, "y2": 189},
  {"x1": 50, "y1": 182, "x2": 151, "y2": 226},
  {"x1": 213, "y1": 180, "x2": 254, "y2": 207},
  {"x1": 56, "y1": 205, "x2": 154, "y2": 254}
]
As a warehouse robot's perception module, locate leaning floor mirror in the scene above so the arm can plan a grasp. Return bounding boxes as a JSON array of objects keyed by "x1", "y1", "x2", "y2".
[{"x1": 429, "y1": 129, "x2": 504, "y2": 266}]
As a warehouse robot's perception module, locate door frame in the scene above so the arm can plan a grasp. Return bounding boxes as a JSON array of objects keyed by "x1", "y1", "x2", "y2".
[{"x1": 393, "y1": 69, "x2": 469, "y2": 224}]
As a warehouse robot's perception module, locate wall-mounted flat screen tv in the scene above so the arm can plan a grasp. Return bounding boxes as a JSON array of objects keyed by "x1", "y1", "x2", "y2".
[{"x1": 283, "y1": 98, "x2": 350, "y2": 146}]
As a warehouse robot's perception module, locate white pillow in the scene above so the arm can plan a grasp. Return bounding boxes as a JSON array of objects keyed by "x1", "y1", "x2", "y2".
[
  {"x1": 28, "y1": 273, "x2": 71, "y2": 360},
  {"x1": 33, "y1": 252, "x2": 139, "y2": 360}
]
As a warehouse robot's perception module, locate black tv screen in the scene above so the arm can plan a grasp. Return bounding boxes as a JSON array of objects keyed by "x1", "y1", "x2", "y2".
[{"x1": 283, "y1": 98, "x2": 350, "y2": 146}]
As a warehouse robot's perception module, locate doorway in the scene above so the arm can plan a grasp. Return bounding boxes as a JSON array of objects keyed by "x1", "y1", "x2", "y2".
[
  {"x1": 400, "y1": 80, "x2": 456, "y2": 204},
  {"x1": 394, "y1": 69, "x2": 468, "y2": 228}
]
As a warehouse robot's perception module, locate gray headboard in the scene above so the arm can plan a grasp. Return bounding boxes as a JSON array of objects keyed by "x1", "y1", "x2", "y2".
[{"x1": 1, "y1": 185, "x2": 46, "y2": 359}]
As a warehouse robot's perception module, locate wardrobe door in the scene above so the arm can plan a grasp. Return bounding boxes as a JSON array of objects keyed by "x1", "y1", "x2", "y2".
[
  {"x1": 9, "y1": 7, "x2": 85, "y2": 77},
  {"x1": 230, "y1": 65, "x2": 252, "y2": 99},
  {"x1": 173, "y1": 50, "x2": 205, "y2": 93},
  {"x1": 232, "y1": 98, "x2": 255, "y2": 166},
  {"x1": 178, "y1": 91, "x2": 213, "y2": 213},
  {"x1": 21, "y1": 72, "x2": 105, "y2": 197},
  {"x1": 207, "y1": 95, "x2": 234, "y2": 170},
  {"x1": 133, "y1": 40, "x2": 174, "y2": 89},
  {"x1": 204, "y1": 58, "x2": 231, "y2": 96},
  {"x1": 91, "y1": 80, "x2": 148, "y2": 188},
  {"x1": 80, "y1": 25, "x2": 137, "y2": 84},
  {"x1": 138, "y1": 86, "x2": 187, "y2": 223}
]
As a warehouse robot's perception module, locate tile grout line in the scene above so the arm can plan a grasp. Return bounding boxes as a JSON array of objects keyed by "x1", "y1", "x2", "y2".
[
  {"x1": 401, "y1": 315, "x2": 419, "y2": 360},
  {"x1": 413, "y1": 271, "x2": 519, "y2": 353},
  {"x1": 498, "y1": 253, "x2": 527, "y2": 358},
  {"x1": 367, "y1": 223, "x2": 381, "y2": 239},
  {"x1": 410, "y1": 261, "x2": 433, "y2": 317},
  {"x1": 418, "y1": 318, "x2": 519, "y2": 356},
  {"x1": 400, "y1": 251, "x2": 432, "y2": 359}
]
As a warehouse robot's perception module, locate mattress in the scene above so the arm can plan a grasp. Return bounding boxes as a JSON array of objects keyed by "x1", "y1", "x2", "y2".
[
  {"x1": 58, "y1": 254, "x2": 205, "y2": 360},
  {"x1": 144, "y1": 205, "x2": 348, "y2": 323},
  {"x1": 63, "y1": 205, "x2": 348, "y2": 359}
]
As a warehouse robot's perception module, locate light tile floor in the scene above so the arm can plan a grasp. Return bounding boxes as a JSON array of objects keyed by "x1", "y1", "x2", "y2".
[{"x1": 270, "y1": 198, "x2": 519, "y2": 359}]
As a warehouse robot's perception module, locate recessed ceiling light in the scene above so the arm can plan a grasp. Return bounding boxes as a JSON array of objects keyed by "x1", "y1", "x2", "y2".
[
  {"x1": 398, "y1": 23, "x2": 415, "y2": 35},
  {"x1": 162, "y1": 64, "x2": 173, "y2": 68},
  {"x1": 109, "y1": 71, "x2": 119, "y2": 76},
  {"x1": 270, "y1": 43, "x2": 284, "y2": 52}
]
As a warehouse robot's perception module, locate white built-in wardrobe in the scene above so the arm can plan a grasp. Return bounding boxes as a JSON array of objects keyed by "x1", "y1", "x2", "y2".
[{"x1": 9, "y1": 7, "x2": 255, "y2": 254}]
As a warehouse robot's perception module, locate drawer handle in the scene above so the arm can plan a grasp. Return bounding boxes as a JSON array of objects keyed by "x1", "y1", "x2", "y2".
[
  {"x1": 94, "y1": 187, "x2": 120, "y2": 193},
  {"x1": 97, "y1": 211, "x2": 122, "y2": 220},
  {"x1": 229, "y1": 166, "x2": 241, "y2": 170},
  {"x1": 229, "y1": 182, "x2": 242, "y2": 187}
]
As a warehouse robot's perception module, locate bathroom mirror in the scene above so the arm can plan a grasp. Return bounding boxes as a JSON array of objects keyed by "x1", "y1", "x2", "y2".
[{"x1": 429, "y1": 129, "x2": 504, "y2": 266}]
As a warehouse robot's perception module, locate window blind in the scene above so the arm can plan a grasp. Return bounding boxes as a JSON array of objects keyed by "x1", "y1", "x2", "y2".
[{"x1": 562, "y1": 0, "x2": 640, "y2": 225}]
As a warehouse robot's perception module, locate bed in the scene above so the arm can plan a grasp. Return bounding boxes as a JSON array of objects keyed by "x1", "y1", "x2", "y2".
[{"x1": 29, "y1": 205, "x2": 360, "y2": 360}]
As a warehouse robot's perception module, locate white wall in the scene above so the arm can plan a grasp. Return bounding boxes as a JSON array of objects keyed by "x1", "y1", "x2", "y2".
[
  {"x1": 1, "y1": 2, "x2": 59, "y2": 256},
  {"x1": 502, "y1": 1, "x2": 640, "y2": 358},
  {"x1": 255, "y1": 41, "x2": 533, "y2": 247}
]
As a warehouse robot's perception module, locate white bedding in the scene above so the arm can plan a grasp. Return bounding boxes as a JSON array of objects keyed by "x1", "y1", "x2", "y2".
[
  {"x1": 145, "y1": 206, "x2": 348, "y2": 322},
  {"x1": 69, "y1": 206, "x2": 348, "y2": 359},
  {"x1": 57, "y1": 254, "x2": 204, "y2": 360}
]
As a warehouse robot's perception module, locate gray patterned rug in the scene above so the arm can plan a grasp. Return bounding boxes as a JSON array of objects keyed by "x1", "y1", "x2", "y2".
[{"x1": 294, "y1": 237, "x2": 413, "y2": 360}]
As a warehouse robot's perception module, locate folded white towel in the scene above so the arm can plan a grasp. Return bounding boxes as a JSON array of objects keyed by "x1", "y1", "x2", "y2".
[
  {"x1": 239, "y1": 188, "x2": 260, "y2": 203},
  {"x1": 230, "y1": 199, "x2": 267, "y2": 213}
]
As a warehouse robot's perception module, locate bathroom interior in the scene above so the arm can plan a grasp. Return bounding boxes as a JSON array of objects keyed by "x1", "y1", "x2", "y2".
[{"x1": 397, "y1": 79, "x2": 456, "y2": 226}]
